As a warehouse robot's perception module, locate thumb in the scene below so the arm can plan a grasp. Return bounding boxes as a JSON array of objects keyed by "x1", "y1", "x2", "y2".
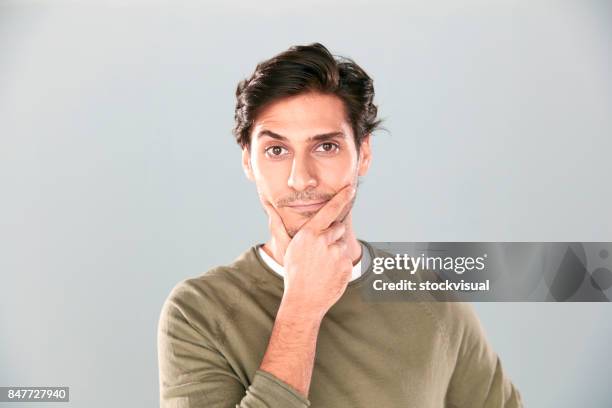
[{"x1": 261, "y1": 197, "x2": 291, "y2": 257}]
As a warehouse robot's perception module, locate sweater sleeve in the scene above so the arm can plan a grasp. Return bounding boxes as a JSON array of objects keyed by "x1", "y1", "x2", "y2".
[
  {"x1": 443, "y1": 303, "x2": 524, "y2": 408},
  {"x1": 157, "y1": 295, "x2": 310, "y2": 408}
]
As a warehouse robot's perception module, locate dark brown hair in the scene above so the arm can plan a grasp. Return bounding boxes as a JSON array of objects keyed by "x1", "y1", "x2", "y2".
[{"x1": 232, "y1": 42, "x2": 382, "y2": 151}]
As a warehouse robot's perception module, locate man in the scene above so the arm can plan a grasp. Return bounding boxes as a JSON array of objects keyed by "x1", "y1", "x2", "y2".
[{"x1": 157, "y1": 42, "x2": 523, "y2": 407}]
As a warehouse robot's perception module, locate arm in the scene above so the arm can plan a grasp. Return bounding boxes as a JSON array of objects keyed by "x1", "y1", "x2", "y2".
[
  {"x1": 258, "y1": 296, "x2": 323, "y2": 398},
  {"x1": 255, "y1": 184, "x2": 356, "y2": 398}
]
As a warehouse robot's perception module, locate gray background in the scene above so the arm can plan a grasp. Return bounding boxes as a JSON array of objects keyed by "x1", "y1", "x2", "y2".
[{"x1": 1, "y1": 0, "x2": 611, "y2": 407}]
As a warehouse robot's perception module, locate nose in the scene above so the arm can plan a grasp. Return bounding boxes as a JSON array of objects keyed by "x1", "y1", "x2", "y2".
[{"x1": 287, "y1": 152, "x2": 317, "y2": 191}]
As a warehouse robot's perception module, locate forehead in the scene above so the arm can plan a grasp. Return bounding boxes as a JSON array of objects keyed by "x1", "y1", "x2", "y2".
[{"x1": 251, "y1": 92, "x2": 353, "y2": 143}]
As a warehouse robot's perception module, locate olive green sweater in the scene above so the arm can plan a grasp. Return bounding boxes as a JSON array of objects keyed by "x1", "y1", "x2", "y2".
[{"x1": 157, "y1": 240, "x2": 523, "y2": 407}]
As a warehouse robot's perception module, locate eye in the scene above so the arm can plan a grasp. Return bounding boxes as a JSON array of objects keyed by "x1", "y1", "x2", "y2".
[
  {"x1": 315, "y1": 142, "x2": 340, "y2": 154},
  {"x1": 264, "y1": 145, "x2": 289, "y2": 158}
]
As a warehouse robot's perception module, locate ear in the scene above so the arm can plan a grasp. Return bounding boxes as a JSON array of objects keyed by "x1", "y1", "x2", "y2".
[
  {"x1": 242, "y1": 147, "x2": 255, "y2": 181},
  {"x1": 357, "y1": 134, "x2": 372, "y2": 176}
]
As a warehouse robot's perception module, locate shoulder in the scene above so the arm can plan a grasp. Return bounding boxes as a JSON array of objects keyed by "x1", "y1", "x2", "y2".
[{"x1": 159, "y1": 246, "x2": 261, "y2": 334}]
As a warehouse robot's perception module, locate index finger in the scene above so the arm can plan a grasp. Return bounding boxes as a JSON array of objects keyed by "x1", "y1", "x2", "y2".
[{"x1": 303, "y1": 184, "x2": 356, "y2": 232}]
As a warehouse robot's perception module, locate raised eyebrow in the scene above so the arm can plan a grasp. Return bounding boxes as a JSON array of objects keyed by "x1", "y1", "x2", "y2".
[
  {"x1": 308, "y1": 132, "x2": 345, "y2": 143},
  {"x1": 257, "y1": 130, "x2": 288, "y2": 141}
]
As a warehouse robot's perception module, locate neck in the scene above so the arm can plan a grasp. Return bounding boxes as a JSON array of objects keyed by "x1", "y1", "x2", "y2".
[{"x1": 262, "y1": 213, "x2": 362, "y2": 267}]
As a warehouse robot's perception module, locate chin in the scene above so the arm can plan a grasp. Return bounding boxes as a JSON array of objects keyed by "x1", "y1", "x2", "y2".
[
  {"x1": 284, "y1": 216, "x2": 312, "y2": 238},
  {"x1": 282, "y1": 209, "x2": 314, "y2": 224}
]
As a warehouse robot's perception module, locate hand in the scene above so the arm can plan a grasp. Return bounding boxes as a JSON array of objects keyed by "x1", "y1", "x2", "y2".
[{"x1": 261, "y1": 184, "x2": 357, "y2": 319}]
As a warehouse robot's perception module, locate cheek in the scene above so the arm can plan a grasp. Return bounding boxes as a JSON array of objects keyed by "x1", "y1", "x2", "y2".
[
  {"x1": 252, "y1": 163, "x2": 288, "y2": 201},
  {"x1": 318, "y1": 153, "x2": 357, "y2": 184}
]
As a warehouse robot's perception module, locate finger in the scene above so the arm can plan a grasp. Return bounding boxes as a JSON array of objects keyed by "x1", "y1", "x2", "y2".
[
  {"x1": 322, "y1": 221, "x2": 346, "y2": 245},
  {"x1": 331, "y1": 237, "x2": 348, "y2": 255},
  {"x1": 305, "y1": 184, "x2": 356, "y2": 232},
  {"x1": 261, "y1": 198, "x2": 291, "y2": 252}
]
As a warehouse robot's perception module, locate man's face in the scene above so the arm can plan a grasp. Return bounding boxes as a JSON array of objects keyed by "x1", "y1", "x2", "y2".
[{"x1": 242, "y1": 92, "x2": 372, "y2": 237}]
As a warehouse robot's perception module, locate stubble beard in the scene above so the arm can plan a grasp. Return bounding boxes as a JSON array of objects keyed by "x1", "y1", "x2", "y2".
[
  {"x1": 285, "y1": 187, "x2": 358, "y2": 238},
  {"x1": 260, "y1": 174, "x2": 361, "y2": 239}
]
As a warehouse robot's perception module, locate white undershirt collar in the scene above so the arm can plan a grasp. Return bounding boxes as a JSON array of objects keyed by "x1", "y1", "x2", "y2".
[{"x1": 257, "y1": 241, "x2": 370, "y2": 282}]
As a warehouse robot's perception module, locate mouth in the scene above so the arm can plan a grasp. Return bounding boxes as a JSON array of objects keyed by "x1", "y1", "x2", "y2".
[{"x1": 285, "y1": 200, "x2": 329, "y2": 212}]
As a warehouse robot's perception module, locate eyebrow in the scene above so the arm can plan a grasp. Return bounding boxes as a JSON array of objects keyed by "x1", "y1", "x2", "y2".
[{"x1": 257, "y1": 129, "x2": 346, "y2": 143}]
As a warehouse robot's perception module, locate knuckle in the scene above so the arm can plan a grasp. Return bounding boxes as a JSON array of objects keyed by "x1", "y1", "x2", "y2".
[{"x1": 329, "y1": 243, "x2": 341, "y2": 256}]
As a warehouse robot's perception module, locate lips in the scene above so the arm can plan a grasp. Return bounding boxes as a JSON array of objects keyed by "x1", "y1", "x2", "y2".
[{"x1": 286, "y1": 200, "x2": 329, "y2": 212}]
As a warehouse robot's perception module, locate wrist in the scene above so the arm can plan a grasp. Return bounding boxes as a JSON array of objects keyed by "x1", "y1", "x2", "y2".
[{"x1": 278, "y1": 294, "x2": 325, "y2": 324}]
